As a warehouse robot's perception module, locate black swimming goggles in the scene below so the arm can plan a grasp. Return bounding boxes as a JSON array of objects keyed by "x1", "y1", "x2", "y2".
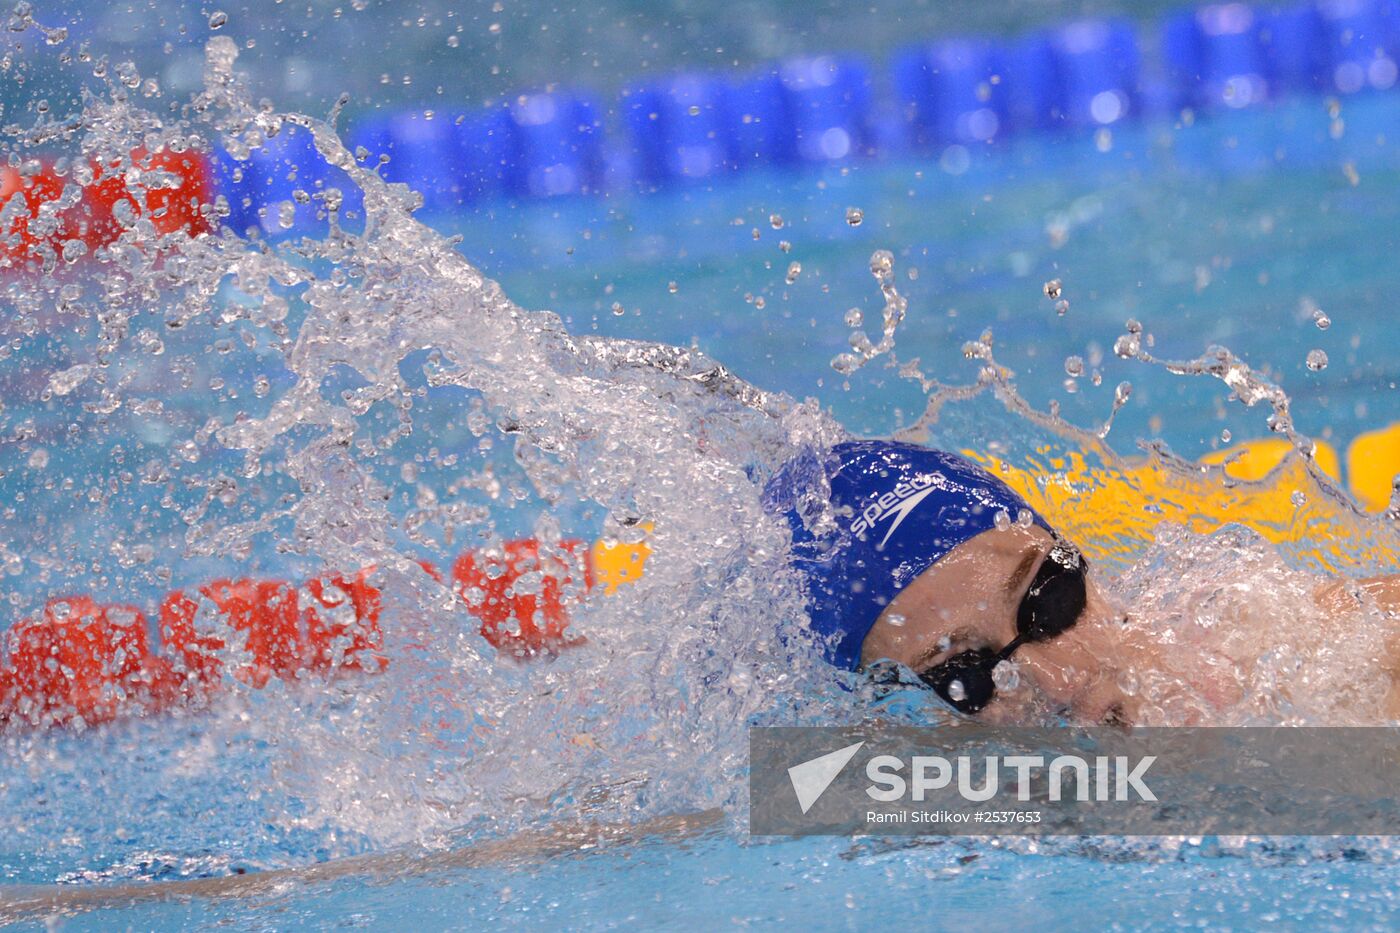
[{"x1": 910, "y1": 539, "x2": 1089, "y2": 715}]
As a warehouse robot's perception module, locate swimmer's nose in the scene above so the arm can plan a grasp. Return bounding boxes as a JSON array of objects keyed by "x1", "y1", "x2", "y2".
[
  {"x1": 1013, "y1": 584, "x2": 1140, "y2": 715},
  {"x1": 1013, "y1": 639, "x2": 1131, "y2": 722}
]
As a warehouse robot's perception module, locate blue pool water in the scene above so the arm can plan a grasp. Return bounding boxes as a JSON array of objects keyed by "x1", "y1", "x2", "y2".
[
  {"x1": 4, "y1": 0, "x2": 1400, "y2": 929},
  {"x1": 457, "y1": 93, "x2": 1400, "y2": 454},
  {"x1": 3, "y1": 92, "x2": 1399, "y2": 927},
  {"x1": 37, "y1": 836, "x2": 1400, "y2": 930}
]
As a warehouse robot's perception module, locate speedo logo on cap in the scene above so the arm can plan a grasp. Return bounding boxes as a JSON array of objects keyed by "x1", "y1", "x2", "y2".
[{"x1": 850, "y1": 473, "x2": 939, "y2": 548}]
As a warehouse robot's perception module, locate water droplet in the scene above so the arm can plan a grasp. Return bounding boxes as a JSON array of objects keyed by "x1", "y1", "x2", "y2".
[
  {"x1": 1114, "y1": 334, "x2": 1140, "y2": 359},
  {"x1": 1114, "y1": 382, "x2": 1133, "y2": 405},
  {"x1": 845, "y1": 207, "x2": 864, "y2": 227},
  {"x1": 1291, "y1": 490, "x2": 1307, "y2": 506},
  {"x1": 1064, "y1": 355, "x2": 1084, "y2": 377},
  {"x1": 1306, "y1": 349, "x2": 1328, "y2": 372},
  {"x1": 209, "y1": 10, "x2": 228, "y2": 29},
  {"x1": 869, "y1": 249, "x2": 893, "y2": 278},
  {"x1": 844, "y1": 308, "x2": 863, "y2": 328},
  {"x1": 112, "y1": 199, "x2": 137, "y2": 228},
  {"x1": 1016, "y1": 508, "x2": 1034, "y2": 528},
  {"x1": 993, "y1": 509, "x2": 1011, "y2": 531},
  {"x1": 667, "y1": 281, "x2": 678, "y2": 294},
  {"x1": 1125, "y1": 318, "x2": 1143, "y2": 335},
  {"x1": 1221, "y1": 429, "x2": 1232, "y2": 443},
  {"x1": 135, "y1": 330, "x2": 165, "y2": 355},
  {"x1": 885, "y1": 613, "x2": 906, "y2": 628},
  {"x1": 1313, "y1": 308, "x2": 1331, "y2": 330},
  {"x1": 947, "y1": 680, "x2": 967, "y2": 702},
  {"x1": 785, "y1": 261, "x2": 801, "y2": 285},
  {"x1": 769, "y1": 214, "x2": 784, "y2": 229},
  {"x1": 687, "y1": 105, "x2": 701, "y2": 117},
  {"x1": 753, "y1": 297, "x2": 765, "y2": 310},
  {"x1": 611, "y1": 301, "x2": 625, "y2": 316},
  {"x1": 779, "y1": 240, "x2": 791, "y2": 253},
  {"x1": 1043, "y1": 278, "x2": 1062, "y2": 300},
  {"x1": 447, "y1": 34, "x2": 459, "y2": 48},
  {"x1": 277, "y1": 201, "x2": 296, "y2": 229},
  {"x1": 1055, "y1": 299, "x2": 1070, "y2": 316},
  {"x1": 991, "y1": 660, "x2": 1020, "y2": 691}
]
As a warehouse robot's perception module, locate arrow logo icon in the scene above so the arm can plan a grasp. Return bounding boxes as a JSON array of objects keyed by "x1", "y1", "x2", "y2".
[
  {"x1": 876, "y1": 486, "x2": 936, "y2": 548},
  {"x1": 787, "y1": 741, "x2": 865, "y2": 814}
]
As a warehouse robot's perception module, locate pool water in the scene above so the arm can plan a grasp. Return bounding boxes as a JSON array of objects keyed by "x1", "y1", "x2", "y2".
[
  {"x1": 455, "y1": 92, "x2": 1400, "y2": 457},
  {"x1": 12, "y1": 832, "x2": 1400, "y2": 928},
  {"x1": 4, "y1": 5, "x2": 1400, "y2": 930}
]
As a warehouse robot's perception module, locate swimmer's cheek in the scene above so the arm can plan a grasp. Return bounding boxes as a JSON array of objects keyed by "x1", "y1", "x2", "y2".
[
  {"x1": 976, "y1": 692, "x2": 1035, "y2": 726},
  {"x1": 1011, "y1": 653, "x2": 1082, "y2": 707},
  {"x1": 1380, "y1": 634, "x2": 1400, "y2": 720},
  {"x1": 1383, "y1": 679, "x2": 1400, "y2": 722}
]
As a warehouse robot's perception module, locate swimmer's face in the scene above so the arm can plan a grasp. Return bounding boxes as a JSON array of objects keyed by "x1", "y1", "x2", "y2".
[{"x1": 859, "y1": 526, "x2": 1140, "y2": 725}]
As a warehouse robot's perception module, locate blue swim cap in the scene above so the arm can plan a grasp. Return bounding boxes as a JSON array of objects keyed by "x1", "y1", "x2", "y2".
[{"x1": 762, "y1": 440, "x2": 1050, "y2": 670}]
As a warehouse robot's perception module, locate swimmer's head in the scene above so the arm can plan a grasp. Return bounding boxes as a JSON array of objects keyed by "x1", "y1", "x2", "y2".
[
  {"x1": 762, "y1": 440, "x2": 1052, "y2": 670},
  {"x1": 860, "y1": 526, "x2": 1137, "y2": 724},
  {"x1": 763, "y1": 440, "x2": 1137, "y2": 722}
]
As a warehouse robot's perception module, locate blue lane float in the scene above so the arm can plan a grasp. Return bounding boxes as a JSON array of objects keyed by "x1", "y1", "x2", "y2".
[
  {"x1": 778, "y1": 55, "x2": 874, "y2": 163},
  {"x1": 1050, "y1": 19, "x2": 1141, "y2": 128},
  {"x1": 999, "y1": 33, "x2": 1062, "y2": 134},
  {"x1": 1164, "y1": 4, "x2": 1270, "y2": 111},
  {"x1": 1258, "y1": 4, "x2": 1328, "y2": 94},
  {"x1": 212, "y1": 0, "x2": 1400, "y2": 226},
  {"x1": 1317, "y1": 0, "x2": 1400, "y2": 94},
  {"x1": 351, "y1": 108, "x2": 515, "y2": 209},
  {"x1": 621, "y1": 74, "x2": 732, "y2": 187},
  {"x1": 893, "y1": 38, "x2": 1005, "y2": 148},
  {"x1": 724, "y1": 69, "x2": 797, "y2": 170},
  {"x1": 218, "y1": 124, "x2": 365, "y2": 239},
  {"x1": 505, "y1": 91, "x2": 606, "y2": 198}
]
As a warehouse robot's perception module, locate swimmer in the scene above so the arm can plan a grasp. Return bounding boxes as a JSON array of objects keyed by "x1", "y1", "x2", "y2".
[{"x1": 764, "y1": 440, "x2": 1400, "y2": 726}]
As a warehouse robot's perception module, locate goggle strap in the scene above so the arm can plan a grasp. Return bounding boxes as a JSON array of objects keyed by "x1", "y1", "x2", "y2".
[{"x1": 996, "y1": 632, "x2": 1029, "y2": 663}]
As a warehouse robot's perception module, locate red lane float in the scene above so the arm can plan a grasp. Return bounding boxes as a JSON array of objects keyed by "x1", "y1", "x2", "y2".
[
  {"x1": 0, "y1": 538, "x2": 594, "y2": 731},
  {"x1": 0, "y1": 149, "x2": 212, "y2": 270},
  {"x1": 85, "y1": 148, "x2": 213, "y2": 242},
  {"x1": 2, "y1": 597, "x2": 162, "y2": 728},
  {"x1": 452, "y1": 538, "x2": 593, "y2": 657},
  {"x1": 0, "y1": 163, "x2": 75, "y2": 264}
]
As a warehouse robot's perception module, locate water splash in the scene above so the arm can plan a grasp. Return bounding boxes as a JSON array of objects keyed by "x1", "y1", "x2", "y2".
[
  {"x1": 0, "y1": 26, "x2": 854, "y2": 880},
  {"x1": 3, "y1": 15, "x2": 1400, "y2": 892}
]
